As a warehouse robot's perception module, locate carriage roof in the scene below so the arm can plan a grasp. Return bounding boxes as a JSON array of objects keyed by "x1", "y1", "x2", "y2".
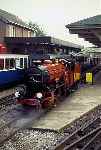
[{"x1": 0, "y1": 54, "x2": 29, "y2": 59}]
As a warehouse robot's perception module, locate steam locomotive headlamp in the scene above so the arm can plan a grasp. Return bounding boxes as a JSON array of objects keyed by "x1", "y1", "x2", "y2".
[{"x1": 36, "y1": 92, "x2": 43, "y2": 99}]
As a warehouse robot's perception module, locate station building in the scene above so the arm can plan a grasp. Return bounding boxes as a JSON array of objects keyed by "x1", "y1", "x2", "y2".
[
  {"x1": 0, "y1": 9, "x2": 82, "y2": 54},
  {"x1": 0, "y1": 9, "x2": 34, "y2": 53}
]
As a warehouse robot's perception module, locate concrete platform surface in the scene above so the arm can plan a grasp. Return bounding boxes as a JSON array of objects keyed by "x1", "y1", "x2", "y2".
[{"x1": 31, "y1": 72, "x2": 101, "y2": 130}]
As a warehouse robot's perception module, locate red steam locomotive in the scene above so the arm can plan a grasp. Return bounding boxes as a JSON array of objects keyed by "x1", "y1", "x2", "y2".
[{"x1": 15, "y1": 55, "x2": 81, "y2": 108}]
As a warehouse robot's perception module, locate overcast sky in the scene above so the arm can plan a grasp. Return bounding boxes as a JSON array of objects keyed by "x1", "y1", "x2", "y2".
[{"x1": 0, "y1": 0, "x2": 101, "y2": 47}]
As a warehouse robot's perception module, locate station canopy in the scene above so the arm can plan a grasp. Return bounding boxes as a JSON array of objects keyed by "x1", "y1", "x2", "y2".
[{"x1": 66, "y1": 15, "x2": 101, "y2": 47}]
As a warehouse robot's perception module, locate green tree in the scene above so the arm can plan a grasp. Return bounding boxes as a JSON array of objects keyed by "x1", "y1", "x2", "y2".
[{"x1": 28, "y1": 22, "x2": 46, "y2": 36}]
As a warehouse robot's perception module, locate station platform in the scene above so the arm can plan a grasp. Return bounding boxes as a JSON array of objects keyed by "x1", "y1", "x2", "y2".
[{"x1": 31, "y1": 71, "x2": 101, "y2": 130}]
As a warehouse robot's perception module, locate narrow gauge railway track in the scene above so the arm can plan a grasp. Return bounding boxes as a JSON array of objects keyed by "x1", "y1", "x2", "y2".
[
  {"x1": 65, "y1": 126, "x2": 101, "y2": 150},
  {"x1": 0, "y1": 115, "x2": 28, "y2": 146},
  {"x1": 0, "y1": 106, "x2": 25, "y2": 145},
  {"x1": 0, "y1": 94, "x2": 15, "y2": 110},
  {"x1": 54, "y1": 117, "x2": 101, "y2": 150},
  {"x1": 81, "y1": 128, "x2": 101, "y2": 150},
  {"x1": 0, "y1": 119, "x2": 19, "y2": 145},
  {"x1": 0, "y1": 105, "x2": 46, "y2": 147},
  {"x1": 0, "y1": 94, "x2": 17, "y2": 118},
  {"x1": 1, "y1": 112, "x2": 101, "y2": 150}
]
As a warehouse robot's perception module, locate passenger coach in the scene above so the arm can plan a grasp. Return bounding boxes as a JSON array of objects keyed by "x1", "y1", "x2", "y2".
[{"x1": 0, "y1": 54, "x2": 29, "y2": 88}]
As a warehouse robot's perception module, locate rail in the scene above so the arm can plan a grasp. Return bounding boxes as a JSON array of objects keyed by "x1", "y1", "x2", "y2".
[{"x1": 54, "y1": 117, "x2": 101, "y2": 150}]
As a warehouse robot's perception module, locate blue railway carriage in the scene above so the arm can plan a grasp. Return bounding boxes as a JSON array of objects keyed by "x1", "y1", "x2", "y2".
[{"x1": 0, "y1": 54, "x2": 29, "y2": 88}]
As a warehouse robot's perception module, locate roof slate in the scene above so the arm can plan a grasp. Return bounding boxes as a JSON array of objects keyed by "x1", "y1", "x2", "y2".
[
  {"x1": 66, "y1": 14, "x2": 101, "y2": 28},
  {"x1": 0, "y1": 9, "x2": 31, "y2": 30}
]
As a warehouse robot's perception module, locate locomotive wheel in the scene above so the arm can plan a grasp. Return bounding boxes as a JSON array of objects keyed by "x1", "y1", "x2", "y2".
[
  {"x1": 42, "y1": 100, "x2": 51, "y2": 108},
  {"x1": 42, "y1": 97, "x2": 56, "y2": 108},
  {"x1": 74, "y1": 82, "x2": 79, "y2": 90},
  {"x1": 65, "y1": 88, "x2": 70, "y2": 96}
]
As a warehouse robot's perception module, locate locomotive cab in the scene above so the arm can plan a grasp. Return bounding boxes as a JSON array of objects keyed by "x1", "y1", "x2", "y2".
[{"x1": 27, "y1": 64, "x2": 50, "y2": 84}]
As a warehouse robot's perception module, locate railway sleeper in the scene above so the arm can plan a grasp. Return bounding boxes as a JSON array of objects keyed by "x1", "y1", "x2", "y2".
[
  {"x1": 64, "y1": 127, "x2": 101, "y2": 150},
  {"x1": 82, "y1": 130, "x2": 101, "y2": 150}
]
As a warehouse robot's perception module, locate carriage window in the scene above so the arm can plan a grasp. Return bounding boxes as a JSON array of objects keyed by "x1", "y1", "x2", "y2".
[
  {"x1": 5, "y1": 59, "x2": 9, "y2": 69},
  {"x1": 15, "y1": 58, "x2": 20, "y2": 68},
  {"x1": 16, "y1": 58, "x2": 23, "y2": 69},
  {"x1": 24, "y1": 58, "x2": 27, "y2": 69},
  {"x1": 10, "y1": 59, "x2": 15, "y2": 69},
  {"x1": 20, "y1": 58, "x2": 23, "y2": 68},
  {"x1": 5, "y1": 58, "x2": 15, "y2": 69},
  {"x1": 0, "y1": 59, "x2": 4, "y2": 70}
]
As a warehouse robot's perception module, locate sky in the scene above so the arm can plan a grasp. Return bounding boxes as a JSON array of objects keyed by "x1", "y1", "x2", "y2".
[{"x1": 0, "y1": 0, "x2": 101, "y2": 47}]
